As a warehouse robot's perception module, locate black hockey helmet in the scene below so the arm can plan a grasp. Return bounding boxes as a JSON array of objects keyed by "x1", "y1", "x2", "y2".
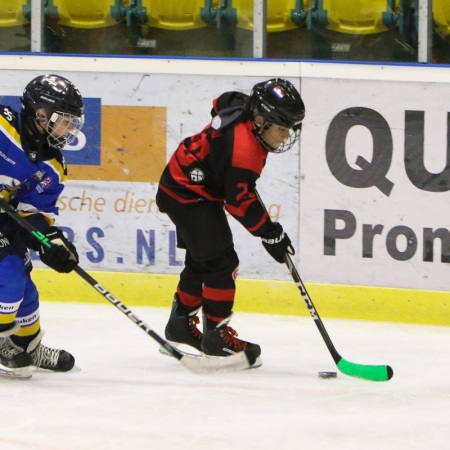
[
  {"x1": 21, "y1": 74, "x2": 84, "y2": 150},
  {"x1": 249, "y1": 78, "x2": 305, "y2": 153}
]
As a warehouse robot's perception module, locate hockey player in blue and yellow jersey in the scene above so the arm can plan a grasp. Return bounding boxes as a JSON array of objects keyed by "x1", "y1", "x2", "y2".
[{"x1": 0, "y1": 74, "x2": 84, "y2": 379}]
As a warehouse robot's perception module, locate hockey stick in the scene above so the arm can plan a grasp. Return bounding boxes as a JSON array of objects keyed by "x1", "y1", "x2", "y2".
[
  {"x1": 0, "y1": 198, "x2": 253, "y2": 375},
  {"x1": 285, "y1": 253, "x2": 393, "y2": 381},
  {"x1": 253, "y1": 189, "x2": 392, "y2": 381}
]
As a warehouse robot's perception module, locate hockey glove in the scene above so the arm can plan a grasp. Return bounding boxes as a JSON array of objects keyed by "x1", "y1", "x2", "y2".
[
  {"x1": 38, "y1": 227, "x2": 79, "y2": 273},
  {"x1": 261, "y1": 223, "x2": 295, "y2": 264}
]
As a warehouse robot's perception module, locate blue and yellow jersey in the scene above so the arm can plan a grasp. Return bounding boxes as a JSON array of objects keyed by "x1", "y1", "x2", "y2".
[{"x1": 0, "y1": 104, "x2": 68, "y2": 257}]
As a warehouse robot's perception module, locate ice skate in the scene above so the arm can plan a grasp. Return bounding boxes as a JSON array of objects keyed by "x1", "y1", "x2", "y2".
[
  {"x1": 164, "y1": 295, "x2": 203, "y2": 352},
  {"x1": 0, "y1": 323, "x2": 32, "y2": 379},
  {"x1": 26, "y1": 330, "x2": 78, "y2": 372},
  {"x1": 201, "y1": 314, "x2": 262, "y2": 368},
  {"x1": 30, "y1": 343, "x2": 77, "y2": 372}
]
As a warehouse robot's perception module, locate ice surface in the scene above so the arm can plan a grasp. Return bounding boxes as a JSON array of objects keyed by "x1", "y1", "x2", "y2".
[{"x1": 1, "y1": 302, "x2": 449, "y2": 450}]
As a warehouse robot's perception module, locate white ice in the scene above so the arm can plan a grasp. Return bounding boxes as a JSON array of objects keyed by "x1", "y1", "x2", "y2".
[{"x1": 1, "y1": 301, "x2": 449, "y2": 450}]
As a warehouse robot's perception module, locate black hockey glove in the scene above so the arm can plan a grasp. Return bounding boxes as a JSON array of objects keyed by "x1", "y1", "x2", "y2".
[
  {"x1": 261, "y1": 223, "x2": 295, "y2": 264},
  {"x1": 38, "y1": 227, "x2": 79, "y2": 273}
]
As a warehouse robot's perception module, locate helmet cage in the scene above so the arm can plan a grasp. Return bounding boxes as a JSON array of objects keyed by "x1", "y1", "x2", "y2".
[
  {"x1": 46, "y1": 111, "x2": 84, "y2": 149},
  {"x1": 254, "y1": 121, "x2": 301, "y2": 153}
]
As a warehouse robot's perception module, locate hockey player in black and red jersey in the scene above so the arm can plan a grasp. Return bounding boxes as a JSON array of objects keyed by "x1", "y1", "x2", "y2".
[
  {"x1": 0, "y1": 74, "x2": 84, "y2": 378},
  {"x1": 156, "y1": 78, "x2": 305, "y2": 366}
]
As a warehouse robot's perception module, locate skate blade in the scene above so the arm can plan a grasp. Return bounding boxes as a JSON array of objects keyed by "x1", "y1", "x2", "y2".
[
  {"x1": 0, "y1": 364, "x2": 32, "y2": 380},
  {"x1": 160, "y1": 345, "x2": 263, "y2": 370},
  {"x1": 250, "y1": 356, "x2": 262, "y2": 369},
  {"x1": 32, "y1": 363, "x2": 81, "y2": 373},
  {"x1": 181, "y1": 351, "x2": 258, "y2": 374},
  {"x1": 159, "y1": 344, "x2": 202, "y2": 359}
]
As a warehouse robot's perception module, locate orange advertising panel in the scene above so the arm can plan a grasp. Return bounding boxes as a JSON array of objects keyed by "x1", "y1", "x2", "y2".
[{"x1": 69, "y1": 105, "x2": 166, "y2": 182}]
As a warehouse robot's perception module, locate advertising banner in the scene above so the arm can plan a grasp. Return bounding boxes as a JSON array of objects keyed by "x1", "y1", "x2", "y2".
[
  {"x1": 0, "y1": 72, "x2": 299, "y2": 279},
  {"x1": 300, "y1": 77, "x2": 450, "y2": 290},
  {"x1": 7, "y1": 66, "x2": 449, "y2": 290}
]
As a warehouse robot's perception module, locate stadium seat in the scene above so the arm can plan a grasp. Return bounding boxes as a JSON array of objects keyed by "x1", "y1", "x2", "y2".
[
  {"x1": 200, "y1": 1, "x2": 310, "y2": 33},
  {"x1": 200, "y1": 0, "x2": 236, "y2": 27},
  {"x1": 231, "y1": 0, "x2": 301, "y2": 32},
  {"x1": 46, "y1": 0, "x2": 124, "y2": 28},
  {"x1": 291, "y1": 0, "x2": 311, "y2": 27},
  {"x1": 307, "y1": 0, "x2": 398, "y2": 35},
  {"x1": 433, "y1": 0, "x2": 450, "y2": 36},
  {"x1": 139, "y1": 0, "x2": 214, "y2": 30},
  {"x1": 0, "y1": 0, "x2": 28, "y2": 27}
]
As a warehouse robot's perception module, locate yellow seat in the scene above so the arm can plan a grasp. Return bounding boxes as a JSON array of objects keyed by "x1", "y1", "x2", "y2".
[
  {"x1": 234, "y1": 0, "x2": 301, "y2": 32},
  {"x1": 0, "y1": 0, "x2": 28, "y2": 27},
  {"x1": 144, "y1": 0, "x2": 213, "y2": 30},
  {"x1": 50, "y1": 0, "x2": 123, "y2": 28},
  {"x1": 434, "y1": 0, "x2": 450, "y2": 36},
  {"x1": 314, "y1": 0, "x2": 397, "y2": 35}
]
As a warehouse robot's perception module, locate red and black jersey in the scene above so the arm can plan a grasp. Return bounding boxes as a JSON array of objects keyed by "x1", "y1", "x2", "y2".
[{"x1": 156, "y1": 92, "x2": 277, "y2": 238}]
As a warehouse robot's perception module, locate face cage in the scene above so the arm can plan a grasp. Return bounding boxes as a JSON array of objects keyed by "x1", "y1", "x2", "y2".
[
  {"x1": 46, "y1": 111, "x2": 84, "y2": 149},
  {"x1": 255, "y1": 121, "x2": 301, "y2": 153}
]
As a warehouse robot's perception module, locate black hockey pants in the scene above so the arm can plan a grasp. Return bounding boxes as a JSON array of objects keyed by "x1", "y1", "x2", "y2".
[{"x1": 166, "y1": 201, "x2": 239, "y2": 328}]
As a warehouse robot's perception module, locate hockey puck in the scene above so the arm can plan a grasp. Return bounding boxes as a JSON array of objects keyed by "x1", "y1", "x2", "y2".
[{"x1": 318, "y1": 371, "x2": 337, "y2": 379}]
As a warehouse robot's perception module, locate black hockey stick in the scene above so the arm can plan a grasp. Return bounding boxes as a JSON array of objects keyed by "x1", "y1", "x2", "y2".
[
  {"x1": 253, "y1": 189, "x2": 392, "y2": 381},
  {"x1": 0, "y1": 198, "x2": 253, "y2": 374},
  {"x1": 285, "y1": 253, "x2": 393, "y2": 381}
]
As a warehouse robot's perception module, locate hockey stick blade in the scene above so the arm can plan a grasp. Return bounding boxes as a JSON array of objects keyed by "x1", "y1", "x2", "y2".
[
  {"x1": 180, "y1": 351, "x2": 252, "y2": 374},
  {"x1": 0, "y1": 198, "x2": 254, "y2": 375},
  {"x1": 285, "y1": 254, "x2": 393, "y2": 382},
  {"x1": 337, "y1": 358, "x2": 393, "y2": 381},
  {"x1": 159, "y1": 346, "x2": 256, "y2": 373}
]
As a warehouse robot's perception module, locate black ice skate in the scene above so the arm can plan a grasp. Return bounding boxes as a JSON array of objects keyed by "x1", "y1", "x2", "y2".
[
  {"x1": 201, "y1": 314, "x2": 262, "y2": 367},
  {"x1": 26, "y1": 330, "x2": 77, "y2": 372},
  {"x1": 0, "y1": 336, "x2": 33, "y2": 379},
  {"x1": 0, "y1": 323, "x2": 32, "y2": 379},
  {"x1": 30, "y1": 343, "x2": 76, "y2": 372},
  {"x1": 165, "y1": 295, "x2": 203, "y2": 352}
]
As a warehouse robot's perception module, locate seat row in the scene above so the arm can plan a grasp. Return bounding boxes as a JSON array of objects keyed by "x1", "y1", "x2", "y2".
[{"x1": 2, "y1": 1, "x2": 450, "y2": 37}]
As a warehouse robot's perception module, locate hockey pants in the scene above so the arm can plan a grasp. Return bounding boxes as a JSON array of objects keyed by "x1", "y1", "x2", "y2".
[
  {"x1": 166, "y1": 202, "x2": 239, "y2": 329},
  {"x1": 0, "y1": 254, "x2": 41, "y2": 340}
]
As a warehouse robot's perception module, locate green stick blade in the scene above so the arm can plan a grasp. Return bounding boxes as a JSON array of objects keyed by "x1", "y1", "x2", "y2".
[{"x1": 337, "y1": 358, "x2": 394, "y2": 381}]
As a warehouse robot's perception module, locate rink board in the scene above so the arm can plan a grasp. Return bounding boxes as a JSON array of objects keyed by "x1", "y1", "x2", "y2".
[{"x1": 33, "y1": 269, "x2": 449, "y2": 326}]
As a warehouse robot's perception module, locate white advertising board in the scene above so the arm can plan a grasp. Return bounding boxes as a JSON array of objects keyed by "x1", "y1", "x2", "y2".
[
  {"x1": 300, "y1": 75, "x2": 450, "y2": 290},
  {"x1": 2, "y1": 57, "x2": 449, "y2": 290},
  {"x1": 0, "y1": 69, "x2": 299, "y2": 279}
]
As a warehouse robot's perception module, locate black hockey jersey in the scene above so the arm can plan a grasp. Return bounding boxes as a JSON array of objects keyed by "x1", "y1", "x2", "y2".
[{"x1": 156, "y1": 92, "x2": 277, "y2": 238}]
